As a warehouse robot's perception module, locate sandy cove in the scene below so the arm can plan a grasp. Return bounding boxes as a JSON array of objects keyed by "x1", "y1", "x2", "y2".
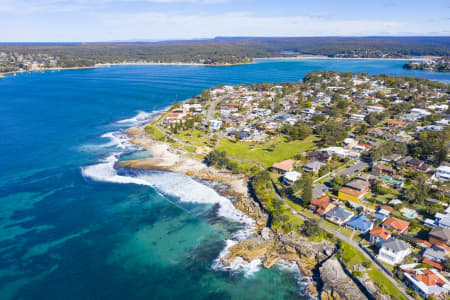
[{"x1": 120, "y1": 125, "x2": 268, "y2": 229}]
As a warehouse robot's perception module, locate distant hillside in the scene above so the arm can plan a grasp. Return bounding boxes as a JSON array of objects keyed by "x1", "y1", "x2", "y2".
[{"x1": 1, "y1": 37, "x2": 449, "y2": 72}]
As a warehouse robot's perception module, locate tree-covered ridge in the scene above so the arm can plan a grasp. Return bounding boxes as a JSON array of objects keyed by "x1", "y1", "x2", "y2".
[{"x1": 1, "y1": 36, "x2": 449, "y2": 73}]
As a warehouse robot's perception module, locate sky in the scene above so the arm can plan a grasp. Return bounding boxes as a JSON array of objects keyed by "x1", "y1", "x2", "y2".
[{"x1": 0, "y1": 0, "x2": 449, "y2": 42}]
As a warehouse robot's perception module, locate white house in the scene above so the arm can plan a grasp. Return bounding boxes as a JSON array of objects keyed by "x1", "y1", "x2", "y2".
[
  {"x1": 378, "y1": 238, "x2": 411, "y2": 265},
  {"x1": 321, "y1": 147, "x2": 360, "y2": 159},
  {"x1": 283, "y1": 171, "x2": 302, "y2": 185},
  {"x1": 435, "y1": 165, "x2": 450, "y2": 181},
  {"x1": 209, "y1": 119, "x2": 222, "y2": 131},
  {"x1": 349, "y1": 114, "x2": 366, "y2": 121},
  {"x1": 367, "y1": 105, "x2": 385, "y2": 113},
  {"x1": 410, "y1": 108, "x2": 431, "y2": 117}
]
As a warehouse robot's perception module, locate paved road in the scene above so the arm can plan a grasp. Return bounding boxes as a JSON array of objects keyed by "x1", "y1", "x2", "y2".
[
  {"x1": 312, "y1": 160, "x2": 369, "y2": 198},
  {"x1": 206, "y1": 97, "x2": 223, "y2": 122}
]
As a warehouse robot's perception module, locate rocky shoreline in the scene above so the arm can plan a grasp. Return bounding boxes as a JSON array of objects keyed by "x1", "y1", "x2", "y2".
[{"x1": 119, "y1": 124, "x2": 374, "y2": 299}]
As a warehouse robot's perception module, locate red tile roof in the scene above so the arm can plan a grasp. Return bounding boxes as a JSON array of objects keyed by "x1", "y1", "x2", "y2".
[
  {"x1": 369, "y1": 227, "x2": 392, "y2": 240},
  {"x1": 417, "y1": 240, "x2": 431, "y2": 247},
  {"x1": 339, "y1": 187, "x2": 365, "y2": 197},
  {"x1": 416, "y1": 269, "x2": 445, "y2": 287},
  {"x1": 310, "y1": 196, "x2": 331, "y2": 209},
  {"x1": 383, "y1": 217, "x2": 410, "y2": 231},
  {"x1": 388, "y1": 119, "x2": 406, "y2": 126},
  {"x1": 423, "y1": 259, "x2": 443, "y2": 271}
]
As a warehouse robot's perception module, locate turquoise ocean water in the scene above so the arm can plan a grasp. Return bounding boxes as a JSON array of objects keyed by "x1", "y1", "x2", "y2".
[{"x1": 0, "y1": 59, "x2": 448, "y2": 300}]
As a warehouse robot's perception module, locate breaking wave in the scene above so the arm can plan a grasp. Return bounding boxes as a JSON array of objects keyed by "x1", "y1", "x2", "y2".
[{"x1": 81, "y1": 110, "x2": 259, "y2": 277}]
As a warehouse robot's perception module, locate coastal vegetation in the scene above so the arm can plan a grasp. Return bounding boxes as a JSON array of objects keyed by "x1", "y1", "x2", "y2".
[
  {"x1": 403, "y1": 57, "x2": 449, "y2": 73},
  {"x1": 1, "y1": 36, "x2": 450, "y2": 74}
]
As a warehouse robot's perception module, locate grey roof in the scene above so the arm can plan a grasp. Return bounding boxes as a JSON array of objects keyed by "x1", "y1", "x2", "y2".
[
  {"x1": 345, "y1": 179, "x2": 370, "y2": 191},
  {"x1": 381, "y1": 238, "x2": 410, "y2": 252},
  {"x1": 304, "y1": 161, "x2": 325, "y2": 170},
  {"x1": 423, "y1": 248, "x2": 446, "y2": 262},
  {"x1": 326, "y1": 206, "x2": 353, "y2": 221},
  {"x1": 430, "y1": 226, "x2": 450, "y2": 241}
]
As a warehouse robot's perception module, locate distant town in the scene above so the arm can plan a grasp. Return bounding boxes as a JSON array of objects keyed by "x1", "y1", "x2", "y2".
[
  {"x1": 142, "y1": 71, "x2": 450, "y2": 299},
  {"x1": 404, "y1": 58, "x2": 450, "y2": 73}
]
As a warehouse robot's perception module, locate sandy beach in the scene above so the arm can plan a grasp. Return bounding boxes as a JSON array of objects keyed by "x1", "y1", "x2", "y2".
[
  {"x1": 121, "y1": 125, "x2": 249, "y2": 197},
  {"x1": 255, "y1": 55, "x2": 439, "y2": 61}
]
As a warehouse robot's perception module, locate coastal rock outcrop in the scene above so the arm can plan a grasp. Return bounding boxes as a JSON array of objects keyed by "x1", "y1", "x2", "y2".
[{"x1": 319, "y1": 258, "x2": 368, "y2": 300}]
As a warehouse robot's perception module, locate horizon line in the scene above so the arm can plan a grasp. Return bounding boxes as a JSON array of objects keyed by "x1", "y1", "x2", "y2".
[{"x1": 1, "y1": 35, "x2": 450, "y2": 44}]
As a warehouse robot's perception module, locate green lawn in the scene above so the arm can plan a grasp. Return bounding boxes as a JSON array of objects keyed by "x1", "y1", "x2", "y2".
[
  {"x1": 340, "y1": 227, "x2": 354, "y2": 239},
  {"x1": 285, "y1": 199, "x2": 321, "y2": 220},
  {"x1": 144, "y1": 124, "x2": 165, "y2": 140},
  {"x1": 322, "y1": 220, "x2": 340, "y2": 231},
  {"x1": 217, "y1": 135, "x2": 318, "y2": 168},
  {"x1": 174, "y1": 129, "x2": 212, "y2": 147},
  {"x1": 339, "y1": 241, "x2": 407, "y2": 300}
]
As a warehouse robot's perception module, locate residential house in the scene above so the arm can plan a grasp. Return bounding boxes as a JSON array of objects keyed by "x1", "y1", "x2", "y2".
[
  {"x1": 380, "y1": 154, "x2": 402, "y2": 164},
  {"x1": 417, "y1": 163, "x2": 432, "y2": 174},
  {"x1": 306, "y1": 152, "x2": 331, "y2": 163},
  {"x1": 382, "y1": 217, "x2": 410, "y2": 234},
  {"x1": 378, "y1": 238, "x2": 411, "y2": 265},
  {"x1": 369, "y1": 227, "x2": 392, "y2": 247},
  {"x1": 321, "y1": 147, "x2": 360, "y2": 159},
  {"x1": 403, "y1": 267, "x2": 450, "y2": 299},
  {"x1": 303, "y1": 161, "x2": 325, "y2": 173},
  {"x1": 388, "y1": 119, "x2": 406, "y2": 129},
  {"x1": 209, "y1": 119, "x2": 222, "y2": 131},
  {"x1": 344, "y1": 179, "x2": 370, "y2": 193},
  {"x1": 429, "y1": 227, "x2": 450, "y2": 248},
  {"x1": 372, "y1": 164, "x2": 396, "y2": 176},
  {"x1": 374, "y1": 207, "x2": 391, "y2": 222},
  {"x1": 338, "y1": 187, "x2": 367, "y2": 205},
  {"x1": 283, "y1": 171, "x2": 302, "y2": 185},
  {"x1": 435, "y1": 211, "x2": 450, "y2": 229},
  {"x1": 346, "y1": 214, "x2": 374, "y2": 233},
  {"x1": 349, "y1": 114, "x2": 365, "y2": 121},
  {"x1": 271, "y1": 159, "x2": 295, "y2": 174},
  {"x1": 325, "y1": 206, "x2": 354, "y2": 225},
  {"x1": 435, "y1": 165, "x2": 450, "y2": 181},
  {"x1": 367, "y1": 104, "x2": 385, "y2": 113},
  {"x1": 406, "y1": 158, "x2": 425, "y2": 171},
  {"x1": 422, "y1": 248, "x2": 446, "y2": 264},
  {"x1": 309, "y1": 196, "x2": 336, "y2": 216}
]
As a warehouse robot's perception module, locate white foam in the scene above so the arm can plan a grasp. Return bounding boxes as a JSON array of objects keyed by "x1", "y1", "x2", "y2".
[
  {"x1": 100, "y1": 131, "x2": 135, "y2": 150},
  {"x1": 276, "y1": 259, "x2": 314, "y2": 298},
  {"x1": 116, "y1": 111, "x2": 154, "y2": 125},
  {"x1": 80, "y1": 131, "x2": 136, "y2": 152},
  {"x1": 115, "y1": 108, "x2": 168, "y2": 126},
  {"x1": 211, "y1": 239, "x2": 263, "y2": 277},
  {"x1": 82, "y1": 109, "x2": 260, "y2": 277},
  {"x1": 81, "y1": 154, "x2": 254, "y2": 226}
]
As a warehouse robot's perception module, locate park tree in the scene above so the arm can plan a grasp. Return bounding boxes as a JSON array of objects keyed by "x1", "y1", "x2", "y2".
[
  {"x1": 302, "y1": 174, "x2": 313, "y2": 207},
  {"x1": 315, "y1": 122, "x2": 348, "y2": 145},
  {"x1": 405, "y1": 175, "x2": 429, "y2": 205}
]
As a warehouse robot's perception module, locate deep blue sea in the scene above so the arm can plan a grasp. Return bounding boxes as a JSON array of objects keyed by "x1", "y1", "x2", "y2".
[{"x1": 0, "y1": 59, "x2": 449, "y2": 300}]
